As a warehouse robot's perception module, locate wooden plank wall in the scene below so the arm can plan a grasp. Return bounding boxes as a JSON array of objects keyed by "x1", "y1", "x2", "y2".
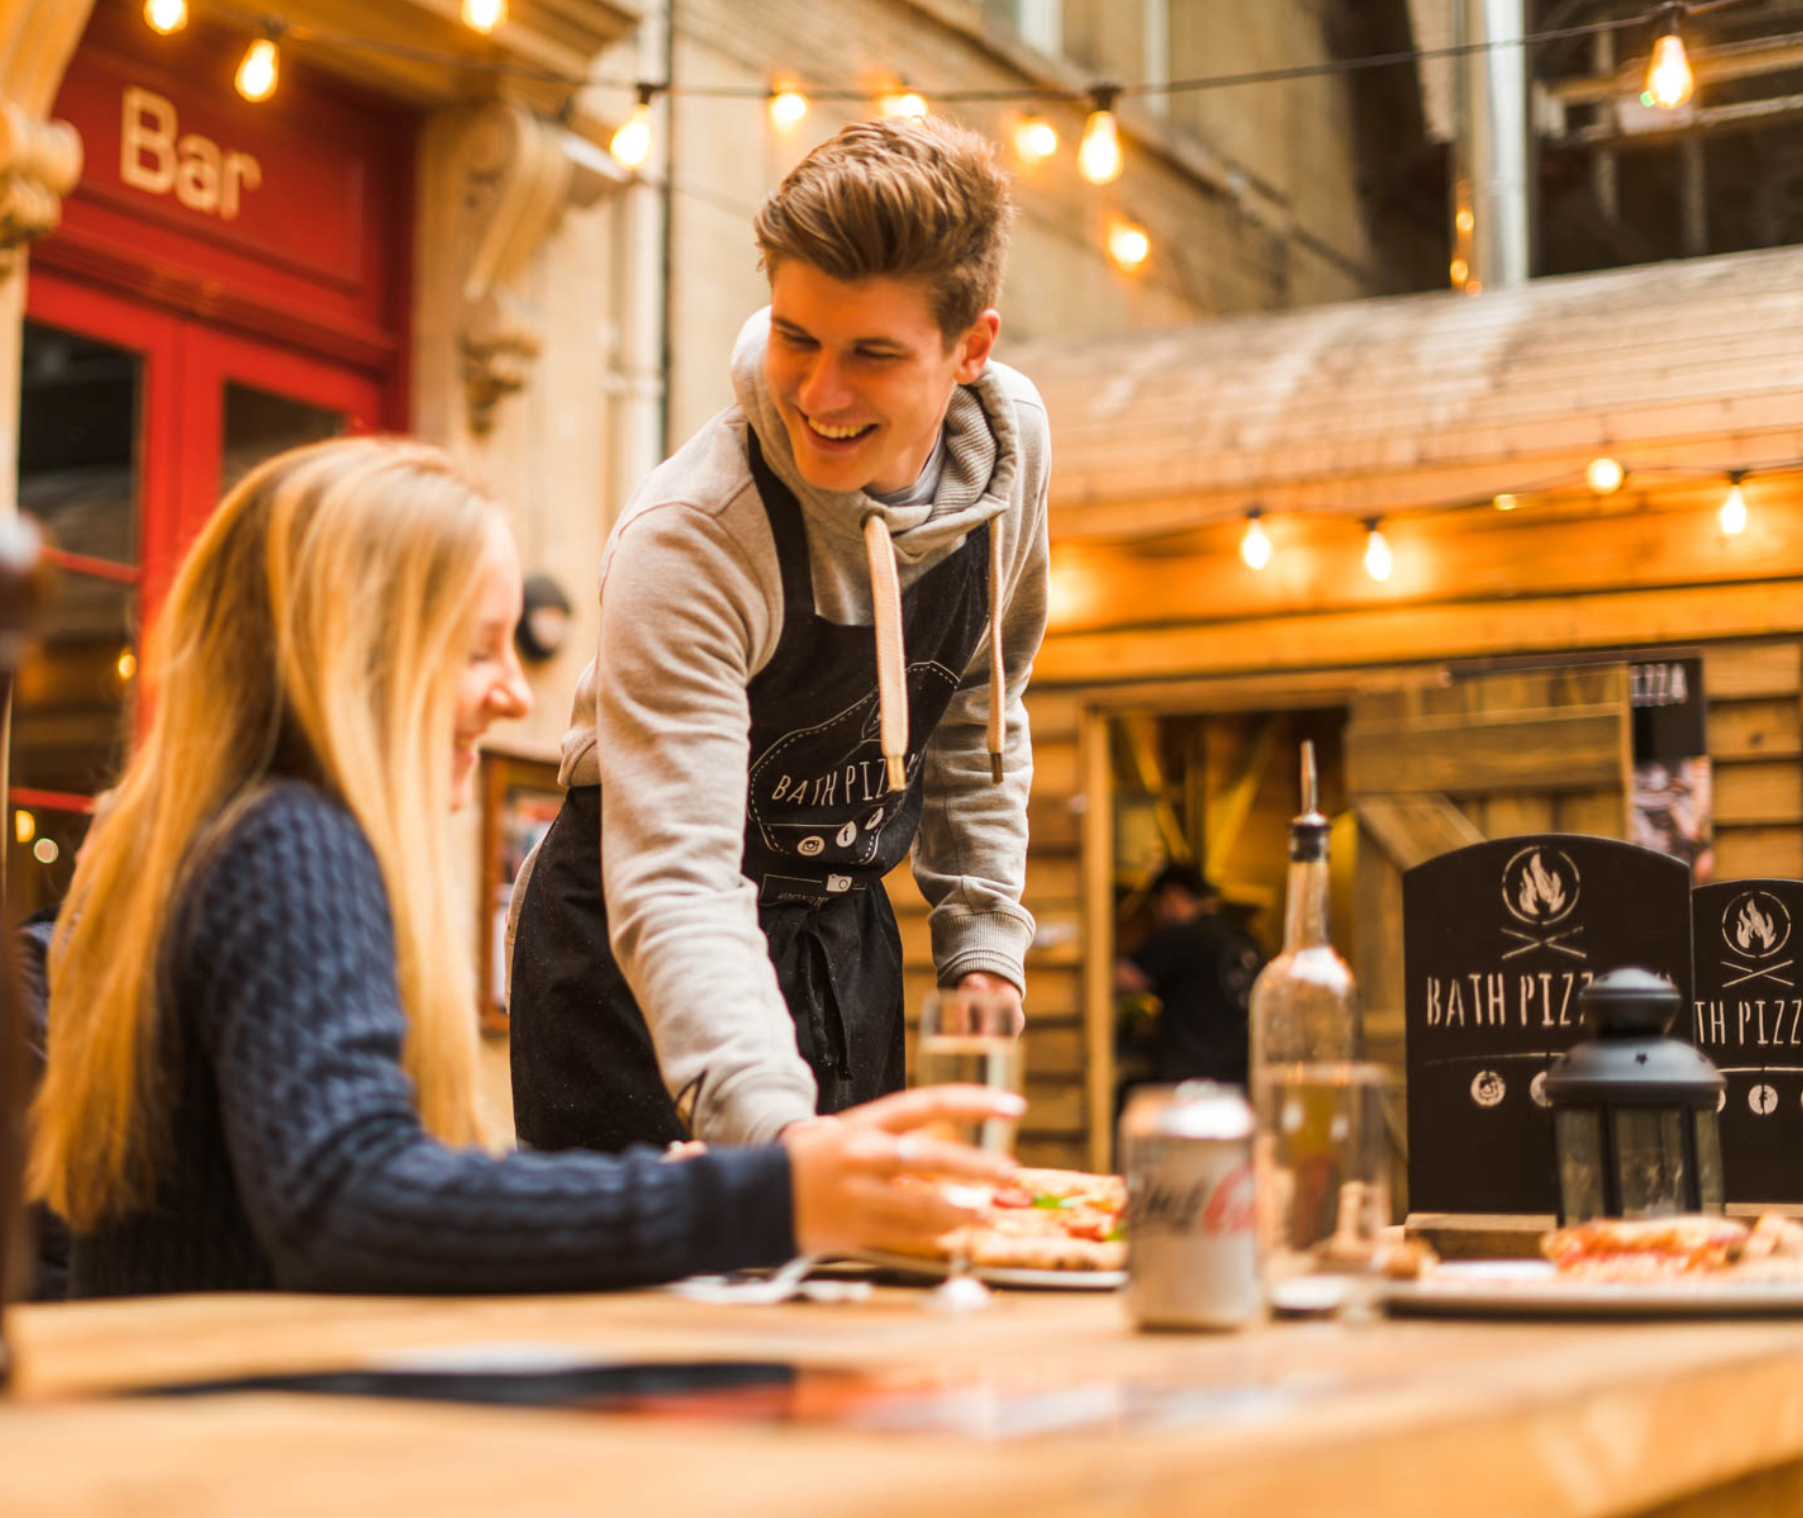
[
  {"x1": 1708, "y1": 643, "x2": 1803, "y2": 880},
  {"x1": 888, "y1": 687, "x2": 1090, "y2": 1170}
]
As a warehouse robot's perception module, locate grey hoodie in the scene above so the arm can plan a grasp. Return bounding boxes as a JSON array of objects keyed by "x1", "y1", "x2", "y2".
[{"x1": 555, "y1": 310, "x2": 1050, "y2": 1145}]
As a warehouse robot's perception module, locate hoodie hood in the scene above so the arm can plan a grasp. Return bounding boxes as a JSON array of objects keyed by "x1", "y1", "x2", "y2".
[{"x1": 730, "y1": 308, "x2": 1021, "y2": 565}]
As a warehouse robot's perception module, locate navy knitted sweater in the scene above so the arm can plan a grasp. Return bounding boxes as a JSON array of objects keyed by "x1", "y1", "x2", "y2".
[{"x1": 68, "y1": 782, "x2": 795, "y2": 1298}]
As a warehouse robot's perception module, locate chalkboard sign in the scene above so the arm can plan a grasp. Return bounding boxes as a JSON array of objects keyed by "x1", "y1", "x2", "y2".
[
  {"x1": 1404, "y1": 835, "x2": 1693, "y2": 1215},
  {"x1": 1692, "y1": 879, "x2": 1803, "y2": 1204}
]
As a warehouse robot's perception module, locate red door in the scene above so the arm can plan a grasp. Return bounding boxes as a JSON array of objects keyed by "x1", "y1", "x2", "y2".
[{"x1": 8, "y1": 6, "x2": 411, "y2": 915}]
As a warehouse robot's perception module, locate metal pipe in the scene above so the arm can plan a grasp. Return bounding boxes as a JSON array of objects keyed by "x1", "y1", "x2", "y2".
[{"x1": 1453, "y1": 0, "x2": 1532, "y2": 290}]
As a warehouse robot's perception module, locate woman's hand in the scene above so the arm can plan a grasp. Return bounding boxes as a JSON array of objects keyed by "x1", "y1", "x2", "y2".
[{"x1": 782, "y1": 1086, "x2": 1024, "y2": 1259}]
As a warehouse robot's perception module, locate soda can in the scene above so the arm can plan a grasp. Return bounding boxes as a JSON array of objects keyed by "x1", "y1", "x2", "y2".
[{"x1": 1120, "y1": 1080, "x2": 1259, "y2": 1330}]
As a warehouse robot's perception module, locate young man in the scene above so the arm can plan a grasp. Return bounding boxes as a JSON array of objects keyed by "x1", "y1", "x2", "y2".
[{"x1": 509, "y1": 116, "x2": 1049, "y2": 1151}]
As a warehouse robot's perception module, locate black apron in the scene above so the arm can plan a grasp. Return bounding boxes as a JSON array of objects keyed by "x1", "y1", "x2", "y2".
[{"x1": 510, "y1": 432, "x2": 993, "y2": 1153}]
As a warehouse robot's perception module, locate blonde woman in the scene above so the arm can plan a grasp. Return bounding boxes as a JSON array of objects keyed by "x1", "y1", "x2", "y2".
[{"x1": 29, "y1": 437, "x2": 1016, "y2": 1298}]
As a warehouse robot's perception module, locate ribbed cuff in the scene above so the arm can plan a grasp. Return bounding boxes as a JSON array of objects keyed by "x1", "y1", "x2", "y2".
[
  {"x1": 931, "y1": 905, "x2": 1036, "y2": 991},
  {"x1": 685, "y1": 1144, "x2": 796, "y2": 1273}
]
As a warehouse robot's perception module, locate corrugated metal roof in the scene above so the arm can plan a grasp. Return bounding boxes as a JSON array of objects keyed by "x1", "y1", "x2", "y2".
[{"x1": 1005, "y1": 245, "x2": 1803, "y2": 542}]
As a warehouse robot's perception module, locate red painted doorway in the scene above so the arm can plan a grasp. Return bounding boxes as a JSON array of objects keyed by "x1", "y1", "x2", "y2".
[{"x1": 8, "y1": 2, "x2": 413, "y2": 915}]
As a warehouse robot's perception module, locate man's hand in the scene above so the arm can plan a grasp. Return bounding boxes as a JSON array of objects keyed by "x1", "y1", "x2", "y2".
[{"x1": 956, "y1": 970, "x2": 1025, "y2": 1035}]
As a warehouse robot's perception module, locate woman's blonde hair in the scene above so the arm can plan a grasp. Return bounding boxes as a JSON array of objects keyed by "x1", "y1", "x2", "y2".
[{"x1": 31, "y1": 436, "x2": 505, "y2": 1230}]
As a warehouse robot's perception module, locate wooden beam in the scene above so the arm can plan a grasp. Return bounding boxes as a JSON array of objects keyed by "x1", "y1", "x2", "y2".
[
  {"x1": 1355, "y1": 795, "x2": 1485, "y2": 872},
  {"x1": 1038, "y1": 580, "x2": 1803, "y2": 688},
  {"x1": 1079, "y1": 706, "x2": 1115, "y2": 1174},
  {"x1": 1345, "y1": 706, "x2": 1626, "y2": 796}
]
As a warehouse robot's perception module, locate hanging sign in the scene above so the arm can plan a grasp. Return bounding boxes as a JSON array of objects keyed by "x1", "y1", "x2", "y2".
[
  {"x1": 1630, "y1": 656, "x2": 1713, "y2": 882},
  {"x1": 1692, "y1": 878, "x2": 1803, "y2": 1203},
  {"x1": 1404, "y1": 835, "x2": 1693, "y2": 1216}
]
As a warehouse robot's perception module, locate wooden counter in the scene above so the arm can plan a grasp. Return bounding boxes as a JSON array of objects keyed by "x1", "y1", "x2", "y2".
[{"x1": 7, "y1": 1284, "x2": 1803, "y2": 1518}]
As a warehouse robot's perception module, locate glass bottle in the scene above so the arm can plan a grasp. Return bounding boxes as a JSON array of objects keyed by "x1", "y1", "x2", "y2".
[
  {"x1": 1249, "y1": 741, "x2": 1372, "y2": 1315},
  {"x1": 1247, "y1": 740, "x2": 1359, "y2": 1079}
]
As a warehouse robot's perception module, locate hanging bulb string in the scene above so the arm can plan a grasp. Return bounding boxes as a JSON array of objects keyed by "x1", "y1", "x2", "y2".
[{"x1": 149, "y1": 0, "x2": 1757, "y2": 108}]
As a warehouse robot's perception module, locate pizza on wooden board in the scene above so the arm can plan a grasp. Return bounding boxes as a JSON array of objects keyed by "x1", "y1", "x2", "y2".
[{"x1": 895, "y1": 1168, "x2": 1128, "y2": 1273}]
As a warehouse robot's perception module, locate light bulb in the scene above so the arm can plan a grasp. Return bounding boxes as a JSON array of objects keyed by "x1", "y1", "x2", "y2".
[
  {"x1": 1720, "y1": 481, "x2": 1748, "y2": 535},
  {"x1": 13, "y1": 808, "x2": 35, "y2": 845},
  {"x1": 881, "y1": 91, "x2": 928, "y2": 119},
  {"x1": 610, "y1": 101, "x2": 653, "y2": 169},
  {"x1": 1013, "y1": 115, "x2": 1058, "y2": 164},
  {"x1": 1647, "y1": 31, "x2": 1694, "y2": 109},
  {"x1": 144, "y1": 0, "x2": 187, "y2": 35},
  {"x1": 117, "y1": 648, "x2": 137, "y2": 682},
  {"x1": 33, "y1": 837, "x2": 59, "y2": 865},
  {"x1": 1455, "y1": 207, "x2": 1474, "y2": 233},
  {"x1": 1364, "y1": 521, "x2": 1393, "y2": 583},
  {"x1": 1240, "y1": 513, "x2": 1271, "y2": 571},
  {"x1": 1586, "y1": 456, "x2": 1624, "y2": 495},
  {"x1": 1078, "y1": 104, "x2": 1123, "y2": 184},
  {"x1": 1450, "y1": 257, "x2": 1469, "y2": 287},
  {"x1": 769, "y1": 89, "x2": 808, "y2": 131},
  {"x1": 1106, "y1": 218, "x2": 1149, "y2": 271},
  {"x1": 1493, "y1": 493, "x2": 1517, "y2": 512},
  {"x1": 461, "y1": 0, "x2": 506, "y2": 33},
  {"x1": 236, "y1": 37, "x2": 279, "y2": 102}
]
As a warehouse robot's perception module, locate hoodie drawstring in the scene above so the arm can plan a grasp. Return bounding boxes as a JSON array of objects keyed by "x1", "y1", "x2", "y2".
[
  {"x1": 863, "y1": 513, "x2": 1007, "y2": 793},
  {"x1": 863, "y1": 514, "x2": 910, "y2": 793}
]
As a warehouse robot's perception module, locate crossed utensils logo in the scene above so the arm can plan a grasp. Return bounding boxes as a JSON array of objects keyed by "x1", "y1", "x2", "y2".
[
  {"x1": 1500, "y1": 846, "x2": 1585, "y2": 962},
  {"x1": 1719, "y1": 889, "x2": 1794, "y2": 991}
]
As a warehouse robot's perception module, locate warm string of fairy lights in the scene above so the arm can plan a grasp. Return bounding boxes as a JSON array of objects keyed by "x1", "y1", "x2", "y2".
[
  {"x1": 1235, "y1": 458, "x2": 1803, "y2": 585},
  {"x1": 132, "y1": 0, "x2": 1739, "y2": 274}
]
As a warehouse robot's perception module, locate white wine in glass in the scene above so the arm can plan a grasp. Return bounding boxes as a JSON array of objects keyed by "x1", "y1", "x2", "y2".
[{"x1": 915, "y1": 985, "x2": 1024, "y2": 1312}]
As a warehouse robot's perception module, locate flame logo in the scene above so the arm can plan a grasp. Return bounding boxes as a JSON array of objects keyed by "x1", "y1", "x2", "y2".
[
  {"x1": 1516, "y1": 852, "x2": 1566, "y2": 919},
  {"x1": 1722, "y1": 890, "x2": 1791, "y2": 960},
  {"x1": 1737, "y1": 899, "x2": 1777, "y2": 953},
  {"x1": 1502, "y1": 845, "x2": 1580, "y2": 927}
]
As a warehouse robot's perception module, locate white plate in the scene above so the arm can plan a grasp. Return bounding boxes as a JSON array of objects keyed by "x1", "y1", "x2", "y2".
[
  {"x1": 853, "y1": 1250, "x2": 1125, "y2": 1292},
  {"x1": 1382, "y1": 1260, "x2": 1803, "y2": 1318}
]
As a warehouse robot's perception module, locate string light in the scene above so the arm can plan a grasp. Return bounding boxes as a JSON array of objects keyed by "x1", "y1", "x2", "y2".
[
  {"x1": 768, "y1": 88, "x2": 809, "y2": 131},
  {"x1": 1450, "y1": 256, "x2": 1470, "y2": 288},
  {"x1": 1645, "y1": 3, "x2": 1695, "y2": 109},
  {"x1": 13, "y1": 808, "x2": 34, "y2": 845},
  {"x1": 1586, "y1": 456, "x2": 1625, "y2": 495},
  {"x1": 460, "y1": 0, "x2": 506, "y2": 34},
  {"x1": 880, "y1": 89, "x2": 929, "y2": 118},
  {"x1": 116, "y1": 648, "x2": 137, "y2": 682},
  {"x1": 1364, "y1": 519, "x2": 1393, "y2": 583},
  {"x1": 610, "y1": 85, "x2": 655, "y2": 169},
  {"x1": 1013, "y1": 114, "x2": 1059, "y2": 164},
  {"x1": 235, "y1": 29, "x2": 280, "y2": 102},
  {"x1": 1240, "y1": 509, "x2": 1272, "y2": 570},
  {"x1": 1720, "y1": 473, "x2": 1748, "y2": 535},
  {"x1": 1105, "y1": 217, "x2": 1150, "y2": 271},
  {"x1": 33, "y1": 837, "x2": 59, "y2": 866},
  {"x1": 1493, "y1": 493, "x2": 1517, "y2": 511},
  {"x1": 143, "y1": 0, "x2": 187, "y2": 35},
  {"x1": 1078, "y1": 86, "x2": 1123, "y2": 185}
]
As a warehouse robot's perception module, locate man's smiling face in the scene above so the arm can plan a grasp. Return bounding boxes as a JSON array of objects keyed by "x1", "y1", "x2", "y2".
[{"x1": 764, "y1": 261, "x2": 998, "y2": 495}]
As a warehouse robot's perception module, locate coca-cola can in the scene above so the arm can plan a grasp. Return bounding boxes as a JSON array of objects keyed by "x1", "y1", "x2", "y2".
[{"x1": 1120, "y1": 1081, "x2": 1258, "y2": 1331}]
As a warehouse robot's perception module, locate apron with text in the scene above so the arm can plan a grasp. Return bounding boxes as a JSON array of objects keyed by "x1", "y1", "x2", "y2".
[{"x1": 510, "y1": 431, "x2": 992, "y2": 1152}]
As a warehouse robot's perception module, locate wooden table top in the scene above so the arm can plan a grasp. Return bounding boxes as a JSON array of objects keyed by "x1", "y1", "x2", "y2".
[{"x1": 7, "y1": 1283, "x2": 1803, "y2": 1518}]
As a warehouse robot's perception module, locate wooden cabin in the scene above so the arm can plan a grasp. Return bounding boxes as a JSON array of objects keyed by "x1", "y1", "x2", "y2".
[{"x1": 896, "y1": 243, "x2": 1803, "y2": 1177}]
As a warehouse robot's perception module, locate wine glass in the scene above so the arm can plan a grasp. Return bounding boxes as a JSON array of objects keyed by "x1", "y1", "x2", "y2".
[{"x1": 913, "y1": 983, "x2": 1024, "y2": 1312}]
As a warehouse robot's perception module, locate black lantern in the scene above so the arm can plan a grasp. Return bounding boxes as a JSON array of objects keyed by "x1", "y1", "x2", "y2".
[{"x1": 1544, "y1": 967, "x2": 1726, "y2": 1224}]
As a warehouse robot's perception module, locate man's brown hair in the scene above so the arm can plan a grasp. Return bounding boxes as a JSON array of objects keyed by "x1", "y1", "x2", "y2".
[{"x1": 752, "y1": 116, "x2": 1013, "y2": 342}]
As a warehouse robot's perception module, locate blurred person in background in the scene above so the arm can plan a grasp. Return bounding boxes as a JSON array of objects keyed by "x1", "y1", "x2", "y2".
[
  {"x1": 1114, "y1": 863, "x2": 1264, "y2": 1090},
  {"x1": 28, "y1": 436, "x2": 1017, "y2": 1299}
]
